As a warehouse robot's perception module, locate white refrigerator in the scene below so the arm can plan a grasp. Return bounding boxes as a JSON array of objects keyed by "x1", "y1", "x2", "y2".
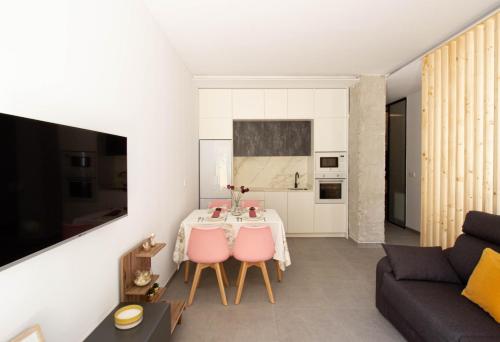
[{"x1": 199, "y1": 140, "x2": 232, "y2": 208}]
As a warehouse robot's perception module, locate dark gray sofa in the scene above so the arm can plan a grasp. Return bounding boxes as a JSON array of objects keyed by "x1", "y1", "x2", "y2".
[{"x1": 376, "y1": 211, "x2": 500, "y2": 342}]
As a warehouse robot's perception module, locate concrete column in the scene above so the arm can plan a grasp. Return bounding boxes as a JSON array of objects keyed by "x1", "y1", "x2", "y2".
[{"x1": 348, "y1": 75, "x2": 386, "y2": 243}]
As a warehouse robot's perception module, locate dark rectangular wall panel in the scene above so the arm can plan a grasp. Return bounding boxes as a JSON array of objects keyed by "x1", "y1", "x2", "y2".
[{"x1": 233, "y1": 120, "x2": 311, "y2": 156}]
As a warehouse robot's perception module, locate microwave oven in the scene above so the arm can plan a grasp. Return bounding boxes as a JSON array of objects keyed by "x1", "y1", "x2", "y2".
[{"x1": 315, "y1": 152, "x2": 346, "y2": 177}]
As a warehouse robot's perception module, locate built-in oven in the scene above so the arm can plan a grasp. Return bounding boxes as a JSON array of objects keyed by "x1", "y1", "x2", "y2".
[
  {"x1": 315, "y1": 152, "x2": 346, "y2": 177},
  {"x1": 315, "y1": 177, "x2": 346, "y2": 204}
]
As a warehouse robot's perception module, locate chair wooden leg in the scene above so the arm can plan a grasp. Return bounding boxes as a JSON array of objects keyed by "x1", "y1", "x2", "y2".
[
  {"x1": 236, "y1": 262, "x2": 243, "y2": 288},
  {"x1": 260, "y1": 261, "x2": 275, "y2": 304},
  {"x1": 214, "y1": 263, "x2": 228, "y2": 306},
  {"x1": 274, "y1": 260, "x2": 283, "y2": 282},
  {"x1": 183, "y1": 260, "x2": 190, "y2": 283},
  {"x1": 235, "y1": 262, "x2": 248, "y2": 304},
  {"x1": 220, "y1": 262, "x2": 229, "y2": 287},
  {"x1": 187, "y1": 263, "x2": 203, "y2": 306}
]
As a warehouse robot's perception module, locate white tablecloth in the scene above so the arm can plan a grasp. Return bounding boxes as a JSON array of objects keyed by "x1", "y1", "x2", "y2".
[{"x1": 173, "y1": 209, "x2": 291, "y2": 271}]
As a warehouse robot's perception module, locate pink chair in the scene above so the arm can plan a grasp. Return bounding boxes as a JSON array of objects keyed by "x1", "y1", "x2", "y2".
[
  {"x1": 240, "y1": 200, "x2": 262, "y2": 209},
  {"x1": 233, "y1": 226, "x2": 276, "y2": 304},
  {"x1": 207, "y1": 199, "x2": 232, "y2": 209},
  {"x1": 187, "y1": 226, "x2": 230, "y2": 306}
]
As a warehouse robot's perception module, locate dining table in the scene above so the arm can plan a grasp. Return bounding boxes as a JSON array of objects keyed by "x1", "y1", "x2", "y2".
[{"x1": 173, "y1": 209, "x2": 291, "y2": 271}]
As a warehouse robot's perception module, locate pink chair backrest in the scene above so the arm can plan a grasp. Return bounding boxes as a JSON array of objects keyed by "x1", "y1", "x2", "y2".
[
  {"x1": 208, "y1": 199, "x2": 232, "y2": 209},
  {"x1": 187, "y1": 227, "x2": 230, "y2": 263},
  {"x1": 233, "y1": 226, "x2": 275, "y2": 262},
  {"x1": 240, "y1": 200, "x2": 262, "y2": 208}
]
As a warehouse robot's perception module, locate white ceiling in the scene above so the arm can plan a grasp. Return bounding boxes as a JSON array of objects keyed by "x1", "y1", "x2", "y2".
[
  {"x1": 144, "y1": 0, "x2": 499, "y2": 76},
  {"x1": 387, "y1": 59, "x2": 422, "y2": 103}
]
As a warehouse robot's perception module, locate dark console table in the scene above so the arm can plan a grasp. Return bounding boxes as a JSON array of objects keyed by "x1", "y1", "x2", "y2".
[{"x1": 85, "y1": 302, "x2": 171, "y2": 342}]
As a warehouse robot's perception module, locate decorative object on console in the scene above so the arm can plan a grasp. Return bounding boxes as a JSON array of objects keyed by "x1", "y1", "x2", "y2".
[
  {"x1": 146, "y1": 283, "x2": 161, "y2": 302},
  {"x1": 142, "y1": 240, "x2": 151, "y2": 251},
  {"x1": 114, "y1": 304, "x2": 144, "y2": 330},
  {"x1": 227, "y1": 184, "x2": 250, "y2": 215},
  {"x1": 134, "y1": 270, "x2": 152, "y2": 287},
  {"x1": 10, "y1": 324, "x2": 44, "y2": 342},
  {"x1": 86, "y1": 302, "x2": 172, "y2": 341},
  {"x1": 149, "y1": 233, "x2": 156, "y2": 247}
]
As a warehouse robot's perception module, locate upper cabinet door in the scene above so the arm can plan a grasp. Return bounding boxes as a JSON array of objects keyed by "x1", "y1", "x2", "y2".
[
  {"x1": 314, "y1": 89, "x2": 348, "y2": 118},
  {"x1": 265, "y1": 89, "x2": 287, "y2": 119},
  {"x1": 233, "y1": 89, "x2": 265, "y2": 119},
  {"x1": 287, "y1": 89, "x2": 314, "y2": 118},
  {"x1": 199, "y1": 89, "x2": 232, "y2": 118},
  {"x1": 314, "y1": 117, "x2": 347, "y2": 151}
]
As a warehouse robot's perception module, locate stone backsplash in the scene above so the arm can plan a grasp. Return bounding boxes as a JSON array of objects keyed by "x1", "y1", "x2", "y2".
[{"x1": 233, "y1": 156, "x2": 312, "y2": 190}]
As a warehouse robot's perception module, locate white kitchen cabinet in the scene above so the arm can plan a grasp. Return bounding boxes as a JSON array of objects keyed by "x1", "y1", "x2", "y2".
[
  {"x1": 199, "y1": 89, "x2": 232, "y2": 118},
  {"x1": 314, "y1": 89, "x2": 348, "y2": 118},
  {"x1": 287, "y1": 89, "x2": 314, "y2": 118},
  {"x1": 314, "y1": 203, "x2": 347, "y2": 234},
  {"x1": 242, "y1": 191, "x2": 265, "y2": 200},
  {"x1": 265, "y1": 89, "x2": 287, "y2": 119},
  {"x1": 199, "y1": 118, "x2": 233, "y2": 139},
  {"x1": 240, "y1": 191, "x2": 265, "y2": 207},
  {"x1": 233, "y1": 89, "x2": 265, "y2": 119},
  {"x1": 287, "y1": 191, "x2": 314, "y2": 233},
  {"x1": 265, "y1": 192, "x2": 288, "y2": 230},
  {"x1": 314, "y1": 117, "x2": 347, "y2": 151}
]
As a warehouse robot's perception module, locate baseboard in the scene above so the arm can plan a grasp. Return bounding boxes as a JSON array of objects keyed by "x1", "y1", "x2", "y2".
[
  {"x1": 405, "y1": 226, "x2": 420, "y2": 234},
  {"x1": 348, "y1": 236, "x2": 384, "y2": 247},
  {"x1": 286, "y1": 233, "x2": 348, "y2": 238}
]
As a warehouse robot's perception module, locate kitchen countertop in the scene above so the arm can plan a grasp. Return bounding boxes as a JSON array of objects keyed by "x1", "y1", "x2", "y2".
[{"x1": 249, "y1": 187, "x2": 313, "y2": 192}]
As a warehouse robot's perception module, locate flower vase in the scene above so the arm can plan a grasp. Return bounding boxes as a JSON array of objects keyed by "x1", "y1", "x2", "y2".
[{"x1": 231, "y1": 198, "x2": 241, "y2": 215}]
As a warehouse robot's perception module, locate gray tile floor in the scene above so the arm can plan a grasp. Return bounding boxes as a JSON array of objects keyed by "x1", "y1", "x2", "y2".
[
  {"x1": 163, "y1": 225, "x2": 418, "y2": 342},
  {"x1": 385, "y1": 222, "x2": 420, "y2": 246}
]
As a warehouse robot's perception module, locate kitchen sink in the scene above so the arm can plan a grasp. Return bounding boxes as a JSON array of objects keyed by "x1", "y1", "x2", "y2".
[{"x1": 288, "y1": 187, "x2": 309, "y2": 191}]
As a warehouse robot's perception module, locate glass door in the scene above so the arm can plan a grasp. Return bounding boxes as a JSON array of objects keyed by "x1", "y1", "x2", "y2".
[{"x1": 386, "y1": 99, "x2": 406, "y2": 227}]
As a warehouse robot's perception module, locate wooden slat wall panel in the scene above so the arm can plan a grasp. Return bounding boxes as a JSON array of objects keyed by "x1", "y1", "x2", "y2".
[
  {"x1": 420, "y1": 57, "x2": 429, "y2": 246},
  {"x1": 421, "y1": 11, "x2": 500, "y2": 247},
  {"x1": 494, "y1": 12, "x2": 500, "y2": 213},
  {"x1": 456, "y1": 36, "x2": 466, "y2": 238},
  {"x1": 484, "y1": 19, "x2": 495, "y2": 213},
  {"x1": 441, "y1": 47, "x2": 449, "y2": 246},
  {"x1": 434, "y1": 49, "x2": 442, "y2": 246},
  {"x1": 448, "y1": 41, "x2": 457, "y2": 247}
]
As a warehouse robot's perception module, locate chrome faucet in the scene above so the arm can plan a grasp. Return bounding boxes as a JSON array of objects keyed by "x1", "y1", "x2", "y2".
[{"x1": 294, "y1": 172, "x2": 300, "y2": 189}]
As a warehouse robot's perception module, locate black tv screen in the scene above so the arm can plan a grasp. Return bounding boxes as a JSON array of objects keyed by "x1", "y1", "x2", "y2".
[{"x1": 0, "y1": 112, "x2": 127, "y2": 269}]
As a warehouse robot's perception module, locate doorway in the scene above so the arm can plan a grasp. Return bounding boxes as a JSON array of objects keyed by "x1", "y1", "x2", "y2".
[{"x1": 386, "y1": 98, "x2": 406, "y2": 227}]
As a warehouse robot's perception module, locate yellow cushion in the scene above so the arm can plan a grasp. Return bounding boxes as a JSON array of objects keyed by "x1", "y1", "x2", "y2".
[{"x1": 462, "y1": 248, "x2": 500, "y2": 323}]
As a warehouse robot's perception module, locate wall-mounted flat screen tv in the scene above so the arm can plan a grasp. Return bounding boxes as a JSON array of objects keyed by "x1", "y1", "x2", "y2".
[{"x1": 0, "y1": 112, "x2": 127, "y2": 270}]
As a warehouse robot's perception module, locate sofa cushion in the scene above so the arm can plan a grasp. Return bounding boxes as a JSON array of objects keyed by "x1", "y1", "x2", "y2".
[
  {"x1": 462, "y1": 248, "x2": 500, "y2": 323},
  {"x1": 447, "y1": 234, "x2": 500, "y2": 284},
  {"x1": 380, "y1": 272, "x2": 500, "y2": 341},
  {"x1": 382, "y1": 244, "x2": 461, "y2": 283},
  {"x1": 463, "y1": 211, "x2": 500, "y2": 245}
]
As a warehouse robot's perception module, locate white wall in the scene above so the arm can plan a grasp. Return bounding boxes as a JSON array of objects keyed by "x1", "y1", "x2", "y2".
[
  {"x1": 0, "y1": 1, "x2": 198, "y2": 341},
  {"x1": 406, "y1": 90, "x2": 421, "y2": 231}
]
